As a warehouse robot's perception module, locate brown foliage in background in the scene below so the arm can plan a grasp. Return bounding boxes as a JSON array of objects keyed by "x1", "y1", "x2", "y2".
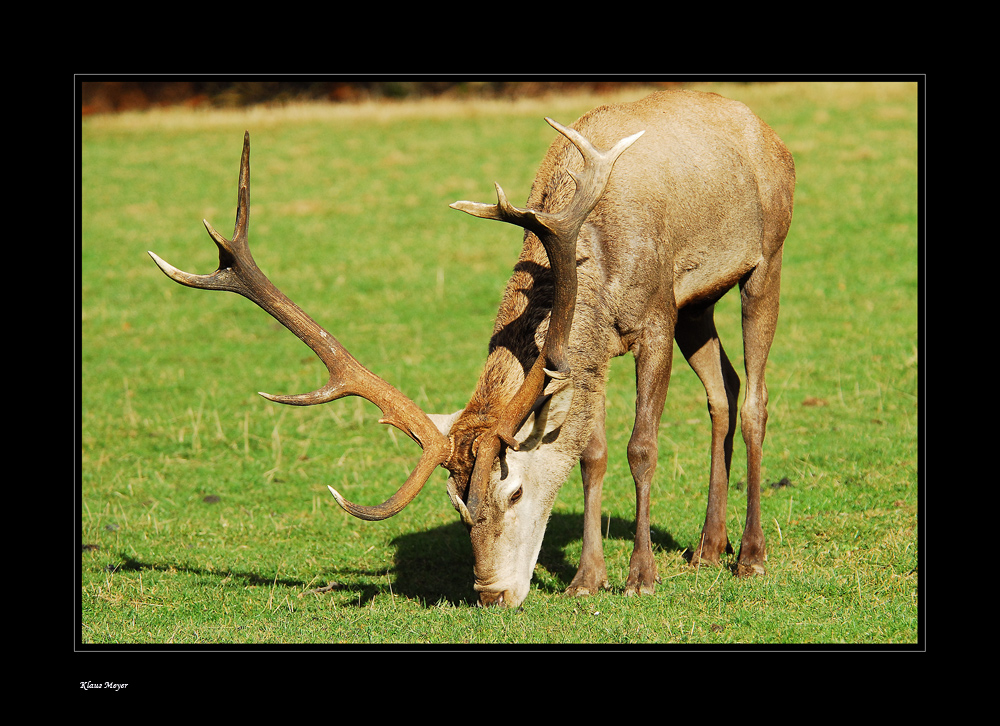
[{"x1": 80, "y1": 80, "x2": 690, "y2": 116}]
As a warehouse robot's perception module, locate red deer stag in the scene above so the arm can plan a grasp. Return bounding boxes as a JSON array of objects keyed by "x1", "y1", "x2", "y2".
[{"x1": 149, "y1": 90, "x2": 795, "y2": 609}]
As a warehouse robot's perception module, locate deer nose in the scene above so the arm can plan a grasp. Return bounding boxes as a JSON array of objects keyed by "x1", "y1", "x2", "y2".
[{"x1": 479, "y1": 590, "x2": 507, "y2": 607}]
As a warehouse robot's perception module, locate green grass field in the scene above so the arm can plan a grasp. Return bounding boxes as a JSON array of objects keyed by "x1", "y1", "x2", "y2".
[{"x1": 80, "y1": 81, "x2": 920, "y2": 646}]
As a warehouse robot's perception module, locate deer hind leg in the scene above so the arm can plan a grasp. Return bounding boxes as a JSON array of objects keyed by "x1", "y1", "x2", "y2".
[
  {"x1": 624, "y1": 316, "x2": 676, "y2": 596},
  {"x1": 735, "y1": 248, "x2": 784, "y2": 577},
  {"x1": 675, "y1": 304, "x2": 740, "y2": 567},
  {"x1": 566, "y1": 395, "x2": 610, "y2": 597}
]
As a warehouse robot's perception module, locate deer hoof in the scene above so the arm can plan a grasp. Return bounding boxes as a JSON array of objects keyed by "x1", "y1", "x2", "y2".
[
  {"x1": 623, "y1": 582, "x2": 657, "y2": 597},
  {"x1": 734, "y1": 561, "x2": 766, "y2": 577},
  {"x1": 565, "y1": 581, "x2": 609, "y2": 598},
  {"x1": 565, "y1": 569, "x2": 609, "y2": 597},
  {"x1": 623, "y1": 573, "x2": 659, "y2": 597}
]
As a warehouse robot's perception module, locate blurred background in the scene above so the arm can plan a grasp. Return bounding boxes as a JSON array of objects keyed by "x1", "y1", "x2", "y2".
[{"x1": 80, "y1": 80, "x2": 695, "y2": 115}]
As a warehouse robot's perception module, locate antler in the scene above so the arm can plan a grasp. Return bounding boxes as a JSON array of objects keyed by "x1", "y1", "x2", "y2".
[
  {"x1": 148, "y1": 132, "x2": 452, "y2": 521},
  {"x1": 451, "y1": 119, "x2": 644, "y2": 517}
]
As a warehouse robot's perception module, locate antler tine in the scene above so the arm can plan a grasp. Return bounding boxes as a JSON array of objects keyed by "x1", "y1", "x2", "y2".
[
  {"x1": 452, "y1": 119, "x2": 643, "y2": 517},
  {"x1": 327, "y1": 442, "x2": 445, "y2": 521},
  {"x1": 149, "y1": 132, "x2": 452, "y2": 521},
  {"x1": 451, "y1": 120, "x2": 643, "y2": 233}
]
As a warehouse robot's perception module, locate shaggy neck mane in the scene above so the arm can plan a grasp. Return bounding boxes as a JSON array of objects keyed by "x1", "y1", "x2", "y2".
[{"x1": 446, "y1": 235, "x2": 554, "y2": 486}]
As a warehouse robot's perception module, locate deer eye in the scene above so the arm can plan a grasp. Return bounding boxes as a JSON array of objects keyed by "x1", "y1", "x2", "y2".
[{"x1": 510, "y1": 486, "x2": 522, "y2": 506}]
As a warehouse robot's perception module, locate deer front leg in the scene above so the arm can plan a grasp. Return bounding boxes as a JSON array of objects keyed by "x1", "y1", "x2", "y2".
[
  {"x1": 567, "y1": 397, "x2": 610, "y2": 597},
  {"x1": 624, "y1": 321, "x2": 674, "y2": 596},
  {"x1": 675, "y1": 306, "x2": 739, "y2": 566}
]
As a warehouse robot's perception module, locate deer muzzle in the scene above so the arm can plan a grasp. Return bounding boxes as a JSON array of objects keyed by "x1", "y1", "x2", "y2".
[{"x1": 478, "y1": 590, "x2": 510, "y2": 608}]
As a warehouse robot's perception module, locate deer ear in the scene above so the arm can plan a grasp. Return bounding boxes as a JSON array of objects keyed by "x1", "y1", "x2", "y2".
[
  {"x1": 514, "y1": 378, "x2": 575, "y2": 449},
  {"x1": 428, "y1": 410, "x2": 463, "y2": 436}
]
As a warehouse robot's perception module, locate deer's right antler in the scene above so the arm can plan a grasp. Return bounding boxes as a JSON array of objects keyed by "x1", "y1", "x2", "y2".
[
  {"x1": 451, "y1": 119, "x2": 644, "y2": 520},
  {"x1": 149, "y1": 132, "x2": 452, "y2": 521}
]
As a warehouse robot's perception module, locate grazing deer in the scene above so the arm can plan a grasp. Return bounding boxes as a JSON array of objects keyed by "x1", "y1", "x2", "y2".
[{"x1": 150, "y1": 90, "x2": 795, "y2": 609}]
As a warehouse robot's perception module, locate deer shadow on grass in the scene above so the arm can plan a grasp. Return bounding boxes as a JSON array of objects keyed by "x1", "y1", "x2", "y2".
[
  {"x1": 93, "y1": 515, "x2": 682, "y2": 610},
  {"x1": 387, "y1": 512, "x2": 683, "y2": 607},
  {"x1": 101, "y1": 552, "x2": 312, "y2": 589}
]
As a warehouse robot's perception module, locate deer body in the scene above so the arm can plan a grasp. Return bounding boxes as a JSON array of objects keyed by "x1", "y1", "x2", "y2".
[{"x1": 151, "y1": 89, "x2": 794, "y2": 610}]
